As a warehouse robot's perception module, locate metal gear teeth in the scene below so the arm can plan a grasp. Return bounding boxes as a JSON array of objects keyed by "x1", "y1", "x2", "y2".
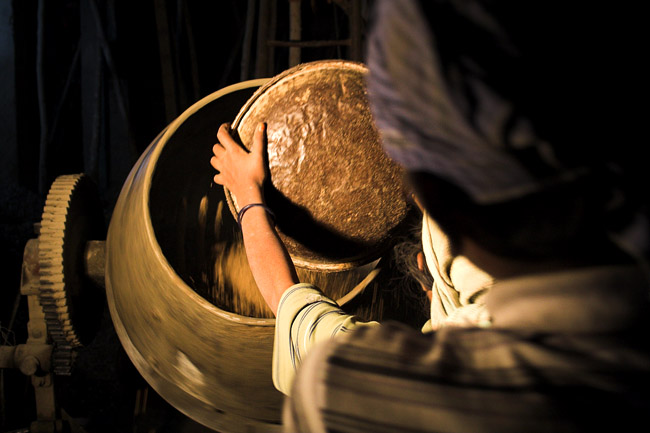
[
  {"x1": 52, "y1": 345, "x2": 76, "y2": 376},
  {"x1": 39, "y1": 175, "x2": 86, "y2": 374}
]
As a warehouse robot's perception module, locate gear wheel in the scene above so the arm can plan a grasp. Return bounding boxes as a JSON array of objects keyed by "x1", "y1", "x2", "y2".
[{"x1": 39, "y1": 174, "x2": 106, "y2": 375}]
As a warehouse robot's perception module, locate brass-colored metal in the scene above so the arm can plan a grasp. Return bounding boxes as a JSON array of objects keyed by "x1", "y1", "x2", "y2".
[
  {"x1": 38, "y1": 174, "x2": 106, "y2": 374},
  {"x1": 105, "y1": 77, "x2": 424, "y2": 433},
  {"x1": 13, "y1": 344, "x2": 52, "y2": 376},
  {"x1": 11, "y1": 238, "x2": 64, "y2": 432},
  {"x1": 226, "y1": 60, "x2": 409, "y2": 272},
  {"x1": 106, "y1": 79, "x2": 285, "y2": 433},
  {"x1": 84, "y1": 240, "x2": 106, "y2": 288}
]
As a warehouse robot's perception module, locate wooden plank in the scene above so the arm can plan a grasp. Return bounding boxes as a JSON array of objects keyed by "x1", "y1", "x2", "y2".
[{"x1": 289, "y1": 0, "x2": 301, "y2": 67}]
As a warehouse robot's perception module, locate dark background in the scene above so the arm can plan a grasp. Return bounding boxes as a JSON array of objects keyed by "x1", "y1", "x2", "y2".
[
  {"x1": 4, "y1": 2, "x2": 646, "y2": 432},
  {"x1": 0, "y1": 1, "x2": 373, "y2": 431}
]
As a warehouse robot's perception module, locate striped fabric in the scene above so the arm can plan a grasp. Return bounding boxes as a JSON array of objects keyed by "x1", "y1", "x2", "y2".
[
  {"x1": 273, "y1": 283, "x2": 380, "y2": 395},
  {"x1": 281, "y1": 265, "x2": 650, "y2": 432},
  {"x1": 273, "y1": 210, "x2": 493, "y2": 393}
]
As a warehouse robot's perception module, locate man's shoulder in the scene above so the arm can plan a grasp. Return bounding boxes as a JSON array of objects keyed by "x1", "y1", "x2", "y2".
[
  {"x1": 288, "y1": 322, "x2": 650, "y2": 432},
  {"x1": 327, "y1": 321, "x2": 527, "y2": 380}
]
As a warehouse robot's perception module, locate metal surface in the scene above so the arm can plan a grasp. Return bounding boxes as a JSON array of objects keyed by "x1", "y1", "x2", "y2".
[
  {"x1": 105, "y1": 77, "x2": 425, "y2": 432},
  {"x1": 10, "y1": 238, "x2": 66, "y2": 432},
  {"x1": 106, "y1": 79, "x2": 286, "y2": 433},
  {"x1": 38, "y1": 174, "x2": 106, "y2": 375},
  {"x1": 227, "y1": 60, "x2": 409, "y2": 271},
  {"x1": 84, "y1": 240, "x2": 106, "y2": 288}
]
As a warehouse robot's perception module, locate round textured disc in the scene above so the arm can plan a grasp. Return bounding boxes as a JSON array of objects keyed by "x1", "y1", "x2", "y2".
[
  {"x1": 39, "y1": 174, "x2": 106, "y2": 374},
  {"x1": 226, "y1": 60, "x2": 409, "y2": 271}
]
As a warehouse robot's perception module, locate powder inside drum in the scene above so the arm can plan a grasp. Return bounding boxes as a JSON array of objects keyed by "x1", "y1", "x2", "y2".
[{"x1": 208, "y1": 233, "x2": 364, "y2": 319}]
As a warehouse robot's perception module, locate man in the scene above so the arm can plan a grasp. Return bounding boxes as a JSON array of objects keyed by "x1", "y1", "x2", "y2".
[{"x1": 211, "y1": 0, "x2": 650, "y2": 431}]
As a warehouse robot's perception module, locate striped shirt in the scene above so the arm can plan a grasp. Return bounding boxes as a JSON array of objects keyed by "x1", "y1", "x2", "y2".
[
  {"x1": 273, "y1": 283, "x2": 380, "y2": 395},
  {"x1": 273, "y1": 211, "x2": 493, "y2": 394},
  {"x1": 276, "y1": 265, "x2": 650, "y2": 432}
]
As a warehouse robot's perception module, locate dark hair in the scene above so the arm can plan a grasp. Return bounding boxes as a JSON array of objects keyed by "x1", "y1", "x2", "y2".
[{"x1": 392, "y1": 218, "x2": 434, "y2": 291}]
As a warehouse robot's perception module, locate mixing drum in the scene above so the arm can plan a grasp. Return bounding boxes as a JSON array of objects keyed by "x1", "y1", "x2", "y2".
[
  {"x1": 106, "y1": 79, "x2": 287, "y2": 432},
  {"x1": 104, "y1": 64, "x2": 423, "y2": 433}
]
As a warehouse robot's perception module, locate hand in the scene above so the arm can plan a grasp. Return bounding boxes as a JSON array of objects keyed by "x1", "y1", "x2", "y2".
[
  {"x1": 211, "y1": 122, "x2": 268, "y2": 206},
  {"x1": 212, "y1": 122, "x2": 297, "y2": 315}
]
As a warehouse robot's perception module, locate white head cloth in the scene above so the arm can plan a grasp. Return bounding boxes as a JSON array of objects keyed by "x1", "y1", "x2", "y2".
[
  {"x1": 365, "y1": 0, "x2": 584, "y2": 205},
  {"x1": 421, "y1": 211, "x2": 493, "y2": 331}
]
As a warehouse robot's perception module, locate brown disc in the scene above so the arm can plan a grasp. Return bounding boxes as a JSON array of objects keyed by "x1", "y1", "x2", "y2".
[{"x1": 226, "y1": 60, "x2": 410, "y2": 271}]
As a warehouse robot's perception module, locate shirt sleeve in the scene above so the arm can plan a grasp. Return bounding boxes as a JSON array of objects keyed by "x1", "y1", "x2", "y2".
[{"x1": 272, "y1": 282, "x2": 379, "y2": 395}]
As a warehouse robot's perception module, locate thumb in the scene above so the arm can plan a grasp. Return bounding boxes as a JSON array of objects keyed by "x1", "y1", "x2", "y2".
[{"x1": 251, "y1": 122, "x2": 267, "y2": 156}]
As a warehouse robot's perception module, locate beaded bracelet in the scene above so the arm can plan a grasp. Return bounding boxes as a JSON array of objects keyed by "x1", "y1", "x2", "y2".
[{"x1": 237, "y1": 203, "x2": 276, "y2": 228}]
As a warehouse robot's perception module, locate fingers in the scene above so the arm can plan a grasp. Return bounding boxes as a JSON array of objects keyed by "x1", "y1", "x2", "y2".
[
  {"x1": 211, "y1": 122, "x2": 268, "y2": 189},
  {"x1": 215, "y1": 122, "x2": 266, "y2": 155},
  {"x1": 217, "y1": 123, "x2": 238, "y2": 150},
  {"x1": 211, "y1": 124, "x2": 232, "y2": 170},
  {"x1": 250, "y1": 122, "x2": 267, "y2": 156},
  {"x1": 210, "y1": 155, "x2": 219, "y2": 171},
  {"x1": 212, "y1": 142, "x2": 224, "y2": 157}
]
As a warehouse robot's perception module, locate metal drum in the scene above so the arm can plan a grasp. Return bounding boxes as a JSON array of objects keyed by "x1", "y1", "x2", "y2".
[
  {"x1": 106, "y1": 79, "x2": 287, "y2": 432},
  {"x1": 105, "y1": 64, "x2": 419, "y2": 433}
]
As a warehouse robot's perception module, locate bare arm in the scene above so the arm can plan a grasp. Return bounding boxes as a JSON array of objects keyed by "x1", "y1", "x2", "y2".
[{"x1": 211, "y1": 122, "x2": 298, "y2": 315}]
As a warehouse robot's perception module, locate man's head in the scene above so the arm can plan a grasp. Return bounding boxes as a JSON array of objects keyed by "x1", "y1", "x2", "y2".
[{"x1": 365, "y1": 0, "x2": 646, "y2": 261}]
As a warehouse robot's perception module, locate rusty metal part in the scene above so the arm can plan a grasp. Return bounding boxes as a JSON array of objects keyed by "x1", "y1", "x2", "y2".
[
  {"x1": 0, "y1": 344, "x2": 53, "y2": 376},
  {"x1": 226, "y1": 60, "x2": 410, "y2": 271},
  {"x1": 84, "y1": 240, "x2": 106, "y2": 288},
  {"x1": 21, "y1": 239, "x2": 49, "y2": 346},
  {"x1": 20, "y1": 355, "x2": 40, "y2": 376},
  {"x1": 38, "y1": 174, "x2": 106, "y2": 374},
  {"x1": 17, "y1": 240, "x2": 51, "y2": 375},
  {"x1": 30, "y1": 372, "x2": 63, "y2": 433},
  {"x1": 8, "y1": 238, "x2": 66, "y2": 432}
]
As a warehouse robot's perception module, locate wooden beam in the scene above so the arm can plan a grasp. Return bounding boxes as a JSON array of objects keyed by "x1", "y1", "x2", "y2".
[
  {"x1": 254, "y1": 0, "x2": 271, "y2": 78},
  {"x1": 154, "y1": 0, "x2": 178, "y2": 123},
  {"x1": 289, "y1": 0, "x2": 301, "y2": 67},
  {"x1": 349, "y1": 0, "x2": 362, "y2": 61},
  {"x1": 267, "y1": 39, "x2": 351, "y2": 48}
]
